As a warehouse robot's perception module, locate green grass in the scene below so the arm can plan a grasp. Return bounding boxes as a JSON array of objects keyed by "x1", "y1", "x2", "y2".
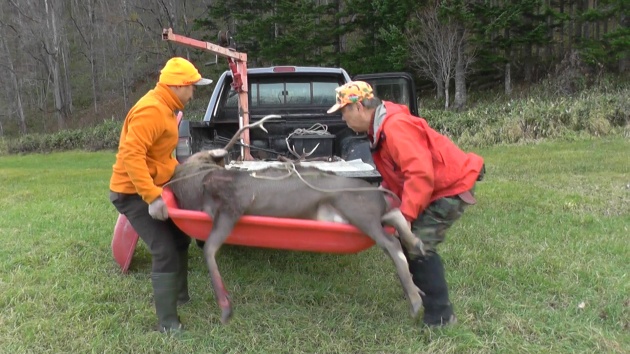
[{"x1": 1, "y1": 138, "x2": 628, "y2": 353}]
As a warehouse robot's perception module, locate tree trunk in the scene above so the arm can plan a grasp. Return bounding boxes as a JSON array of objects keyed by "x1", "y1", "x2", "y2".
[
  {"x1": 88, "y1": 0, "x2": 99, "y2": 113},
  {"x1": 334, "y1": 0, "x2": 342, "y2": 66},
  {"x1": 523, "y1": 8, "x2": 533, "y2": 83},
  {"x1": 436, "y1": 79, "x2": 444, "y2": 100},
  {"x1": 620, "y1": 11, "x2": 629, "y2": 72},
  {"x1": 504, "y1": 27, "x2": 512, "y2": 96},
  {"x1": 505, "y1": 62, "x2": 512, "y2": 96},
  {"x1": 162, "y1": 0, "x2": 178, "y2": 56},
  {"x1": 121, "y1": 0, "x2": 131, "y2": 109},
  {"x1": 580, "y1": 0, "x2": 588, "y2": 39},
  {"x1": 453, "y1": 27, "x2": 467, "y2": 111},
  {"x1": 15, "y1": 76, "x2": 26, "y2": 135},
  {"x1": 596, "y1": 0, "x2": 601, "y2": 39},
  {"x1": 0, "y1": 33, "x2": 27, "y2": 134},
  {"x1": 559, "y1": 0, "x2": 565, "y2": 55},
  {"x1": 568, "y1": 0, "x2": 573, "y2": 52},
  {"x1": 91, "y1": 54, "x2": 98, "y2": 113},
  {"x1": 61, "y1": 39, "x2": 73, "y2": 118},
  {"x1": 181, "y1": 0, "x2": 191, "y2": 59},
  {"x1": 444, "y1": 78, "x2": 450, "y2": 110},
  {"x1": 48, "y1": 57, "x2": 65, "y2": 130},
  {"x1": 44, "y1": 0, "x2": 66, "y2": 130},
  {"x1": 524, "y1": 43, "x2": 533, "y2": 83}
]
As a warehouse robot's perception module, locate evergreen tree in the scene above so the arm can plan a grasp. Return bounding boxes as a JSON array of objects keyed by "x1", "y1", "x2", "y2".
[
  {"x1": 197, "y1": 0, "x2": 338, "y2": 67},
  {"x1": 337, "y1": 0, "x2": 418, "y2": 74}
]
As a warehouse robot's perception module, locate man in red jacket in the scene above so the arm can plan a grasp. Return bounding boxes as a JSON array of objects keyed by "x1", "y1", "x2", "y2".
[{"x1": 328, "y1": 81, "x2": 484, "y2": 326}]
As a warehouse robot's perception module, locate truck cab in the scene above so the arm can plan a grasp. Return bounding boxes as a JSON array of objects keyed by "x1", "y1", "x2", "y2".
[{"x1": 176, "y1": 66, "x2": 418, "y2": 182}]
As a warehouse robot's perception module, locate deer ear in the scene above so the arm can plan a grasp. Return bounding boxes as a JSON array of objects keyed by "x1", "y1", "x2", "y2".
[{"x1": 208, "y1": 149, "x2": 228, "y2": 166}]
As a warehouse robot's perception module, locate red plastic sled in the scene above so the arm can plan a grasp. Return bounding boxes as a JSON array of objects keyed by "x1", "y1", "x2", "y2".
[
  {"x1": 111, "y1": 213, "x2": 139, "y2": 273},
  {"x1": 111, "y1": 188, "x2": 379, "y2": 272}
]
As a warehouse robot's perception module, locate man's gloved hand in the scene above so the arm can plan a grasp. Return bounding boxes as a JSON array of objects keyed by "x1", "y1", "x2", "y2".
[{"x1": 148, "y1": 197, "x2": 169, "y2": 220}]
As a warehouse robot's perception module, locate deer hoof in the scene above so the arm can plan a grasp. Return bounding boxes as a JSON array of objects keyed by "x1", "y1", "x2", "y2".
[
  {"x1": 410, "y1": 299, "x2": 423, "y2": 318},
  {"x1": 220, "y1": 307, "x2": 233, "y2": 324},
  {"x1": 416, "y1": 240, "x2": 427, "y2": 256}
]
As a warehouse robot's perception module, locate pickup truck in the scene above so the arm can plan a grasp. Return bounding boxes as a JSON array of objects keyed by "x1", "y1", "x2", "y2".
[{"x1": 175, "y1": 66, "x2": 418, "y2": 183}]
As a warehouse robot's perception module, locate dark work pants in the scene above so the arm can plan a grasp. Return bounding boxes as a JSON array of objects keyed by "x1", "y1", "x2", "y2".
[
  {"x1": 403, "y1": 187, "x2": 475, "y2": 323},
  {"x1": 110, "y1": 191, "x2": 191, "y2": 272}
]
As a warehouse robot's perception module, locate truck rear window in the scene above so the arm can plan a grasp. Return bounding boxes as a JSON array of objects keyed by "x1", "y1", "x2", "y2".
[{"x1": 224, "y1": 78, "x2": 339, "y2": 107}]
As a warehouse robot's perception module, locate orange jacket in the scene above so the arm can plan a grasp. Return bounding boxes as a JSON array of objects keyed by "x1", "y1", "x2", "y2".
[
  {"x1": 369, "y1": 101, "x2": 484, "y2": 221},
  {"x1": 109, "y1": 83, "x2": 184, "y2": 203}
]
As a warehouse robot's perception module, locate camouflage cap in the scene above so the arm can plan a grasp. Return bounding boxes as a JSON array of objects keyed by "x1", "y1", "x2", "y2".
[{"x1": 327, "y1": 81, "x2": 374, "y2": 114}]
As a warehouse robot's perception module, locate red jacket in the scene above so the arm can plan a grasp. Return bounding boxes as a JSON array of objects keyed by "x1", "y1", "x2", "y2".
[{"x1": 369, "y1": 101, "x2": 484, "y2": 221}]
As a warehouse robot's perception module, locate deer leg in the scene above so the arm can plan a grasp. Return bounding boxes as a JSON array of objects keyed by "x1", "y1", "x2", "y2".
[
  {"x1": 327, "y1": 196, "x2": 421, "y2": 317},
  {"x1": 366, "y1": 226, "x2": 423, "y2": 318},
  {"x1": 202, "y1": 212, "x2": 239, "y2": 324},
  {"x1": 381, "y1": 208, "x2": 426, "y2": 258},
  {"x1": 334, "y1": 203, "x2": 422, "y2": 318}
]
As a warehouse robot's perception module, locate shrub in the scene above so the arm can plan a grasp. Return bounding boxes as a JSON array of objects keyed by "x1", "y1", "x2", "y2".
[
  {"x1": 422, "y1": 76, "x2": 629, "y2": 148},
  {"x1": 6, "y1": 119, "x2": 122, "y2": 154},
  {"x1": 85, "y1": 119, "x2": 122, "y2": 151},
  {"x1": 42, "y1": 130, "x2": 86, "y2": 151},
  {"x1": 7, "y1": 134, "x2": 45, "y2": 154}
]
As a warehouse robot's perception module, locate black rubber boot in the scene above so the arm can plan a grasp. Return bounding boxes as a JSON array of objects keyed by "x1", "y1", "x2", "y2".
[
  {"x1": 177, "y1": 250, "x2": 190, "y2": 306},
  {"x1": 151, "y1": 272, "x2": 183, "y2": 333},
  {"x1": 408, "y1": 252, "x2": 456, "y2": 327}
]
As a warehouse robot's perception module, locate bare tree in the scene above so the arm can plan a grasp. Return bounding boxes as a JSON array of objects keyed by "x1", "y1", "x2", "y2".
[
  {"x1": 8, "y1": 0, "x2": 72, "y2": 131},
  {"x1": 0, "y1": 10, "x2": 27, "y2": 134},
  {"x1": 620, "y1": 11, "x2": 629, "y2": 73},
  {"x1": 504, "y1": 29, "x2": 512, "y2": 96},
  {"x1": 407, "y1": 6, "x2": 469, "y2": 109},
  {"x1": 453, "y1": 25, "x2": 475, "y2": 111},
  {"x1": 70, "y1": 0, "x2": 101, "y2": 113},
  {"x1": 0, "y1": 0, "x2": 247, "y2": 134},
  {"x1": 0, "y1": 33, "x2": 27, "y2": 135},
  {"x1": 120, "y1": 0, "x2": 133, "y2": 109},
  {"x1": 42, "y1": 0, "x2": 69, "y2": 130}
]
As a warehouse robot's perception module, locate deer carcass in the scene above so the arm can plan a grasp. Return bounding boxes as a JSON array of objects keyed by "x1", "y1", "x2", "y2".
[{"x1": 167, "y1": 115, "x2": 425, "y2": 324}]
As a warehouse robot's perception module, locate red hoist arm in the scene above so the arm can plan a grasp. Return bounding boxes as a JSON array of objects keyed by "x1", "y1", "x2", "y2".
[{"x1": 161, "y1": 28, "x2": 253, "y2": 160}]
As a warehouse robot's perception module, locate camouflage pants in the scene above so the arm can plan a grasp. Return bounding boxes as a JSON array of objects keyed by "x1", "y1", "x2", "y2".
[{"x1": 410, "y1": 186, "x2": 476, "y2": 253}]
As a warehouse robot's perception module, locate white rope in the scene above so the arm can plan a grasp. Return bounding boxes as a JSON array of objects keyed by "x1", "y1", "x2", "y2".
[
  {"x1": 249, "y1": 162, "x2": 401, "y2": 204},
  {"x1": 285, "y1": 123, "x2": 332, "y2": 157},
  {"x1": 162, "y1": 165, "x2": 223, "y2": 187}
]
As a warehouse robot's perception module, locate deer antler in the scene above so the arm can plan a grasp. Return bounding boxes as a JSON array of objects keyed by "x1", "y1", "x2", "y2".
[{"x1": 224, "y1": 114, "x2": 281, "y2": 151}]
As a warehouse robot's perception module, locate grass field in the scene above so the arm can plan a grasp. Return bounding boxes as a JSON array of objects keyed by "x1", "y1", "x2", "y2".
[{"x1": 0, "y1": 137, "x2": 628, "y2": 353}]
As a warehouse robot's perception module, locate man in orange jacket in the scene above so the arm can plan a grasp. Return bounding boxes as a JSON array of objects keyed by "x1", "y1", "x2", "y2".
[
  {"x1": 328, "y1": 81, "x2": 485, "y2": 326},
  {"x1": 109, "y1": 57, "x2": 212, "y2": 332}
]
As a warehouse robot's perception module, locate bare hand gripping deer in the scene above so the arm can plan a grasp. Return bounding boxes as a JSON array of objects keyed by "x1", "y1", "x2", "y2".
[{"x1": 166, "y1": 115, "x2": 426, "y2": 324}]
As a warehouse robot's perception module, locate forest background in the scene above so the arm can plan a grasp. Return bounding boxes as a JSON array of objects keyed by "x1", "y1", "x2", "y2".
[{"x1": 0, "y1": 0, "x2": 628, "y2": 145}]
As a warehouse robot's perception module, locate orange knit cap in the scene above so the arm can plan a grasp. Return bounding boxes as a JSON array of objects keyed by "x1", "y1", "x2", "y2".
[{"x1": 158, "y1": 57, "x2": 213, "y2": 86}]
